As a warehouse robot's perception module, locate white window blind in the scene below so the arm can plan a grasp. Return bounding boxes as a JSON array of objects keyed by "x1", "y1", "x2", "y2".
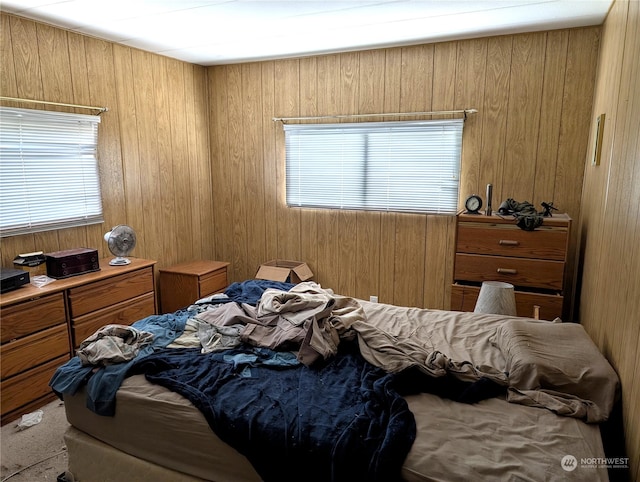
[
  {"x1": 285, "y1": 119, "x2": 464, "y2": 214},
  {"x1": 0, "y1": 106, "x2": 103, "y2": 237}
]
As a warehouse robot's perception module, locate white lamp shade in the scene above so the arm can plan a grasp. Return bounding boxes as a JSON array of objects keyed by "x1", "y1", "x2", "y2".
[{"x1": 474, "y1": 281, "x2": 517, "y2": 315}]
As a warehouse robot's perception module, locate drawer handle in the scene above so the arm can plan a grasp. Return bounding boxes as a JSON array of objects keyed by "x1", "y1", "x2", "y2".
[
  {"x1": 499, "y1": 239, "x2": 519, "y2": 246},
  {"x1": 497, "y1": 268, "x2": 518, "y2": 275}
]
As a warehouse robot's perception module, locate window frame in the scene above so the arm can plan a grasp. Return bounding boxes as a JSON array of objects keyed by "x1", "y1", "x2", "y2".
[
  {"x1": 284, "y1": 118, "x2": 464, "y2": 215},
  {"x1": 0, "y1": 106, "x2": 104, "y2": 237}
]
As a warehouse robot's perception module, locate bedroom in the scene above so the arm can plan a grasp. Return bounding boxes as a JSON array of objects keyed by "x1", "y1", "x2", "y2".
[{"x1": 0, "y1": 0, "x2": 638, "y2": 480}]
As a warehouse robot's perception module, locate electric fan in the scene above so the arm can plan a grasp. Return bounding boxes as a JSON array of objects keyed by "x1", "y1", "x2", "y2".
[{"x1": 104, "y1": 225, "x2": 137, "y2": 266}]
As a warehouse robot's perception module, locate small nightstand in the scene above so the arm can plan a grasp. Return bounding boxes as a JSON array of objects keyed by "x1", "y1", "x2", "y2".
[{"x1": 159, "y1": 260, "x2": 230, "y2": 314}]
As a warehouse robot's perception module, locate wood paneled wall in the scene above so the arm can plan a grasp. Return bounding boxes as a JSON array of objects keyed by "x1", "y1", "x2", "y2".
[
  {"x1": 208, "y1": 27, "x2": 600, "y2": 310},
  {"x1": 577, "y1": 0, "x2": 640, "y2": 478},
  {"x1": 0, "y1": 13, "x2": 214, "y2": 270},
  {"x1": 2, "y1": 8, "x2": 636, "y2": 478}
]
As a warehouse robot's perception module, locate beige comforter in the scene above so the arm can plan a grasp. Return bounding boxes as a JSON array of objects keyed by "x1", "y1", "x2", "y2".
[
  {"x1": 281, "y1": 283, "x2": 618, "y2": 424},
  {"x1": 350, "y1": 300, "x2": 510, "y2": 384}
]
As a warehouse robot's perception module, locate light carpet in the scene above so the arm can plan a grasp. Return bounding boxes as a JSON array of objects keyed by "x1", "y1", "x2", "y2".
[{"x1": 1, "y1": 400, "x2": 69, "y2": 482}]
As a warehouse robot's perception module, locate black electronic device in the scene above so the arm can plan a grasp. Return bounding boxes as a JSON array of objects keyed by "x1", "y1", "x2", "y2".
[
  {"x1": 0, "y1": 267, "x2": 30, "y2": 293},
  {"x1": 464, "y1": 194, "x2": 483, "y2": 214}
]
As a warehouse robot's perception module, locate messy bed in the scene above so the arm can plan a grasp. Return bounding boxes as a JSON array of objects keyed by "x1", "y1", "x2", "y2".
[{"x1": 51, "y1": 280, "x2": 619, "y2": 481}]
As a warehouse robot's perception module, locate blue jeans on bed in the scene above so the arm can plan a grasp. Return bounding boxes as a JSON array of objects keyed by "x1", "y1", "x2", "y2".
[{"x1": 49, "y1": 310, "x2": 189, "y2": 416}]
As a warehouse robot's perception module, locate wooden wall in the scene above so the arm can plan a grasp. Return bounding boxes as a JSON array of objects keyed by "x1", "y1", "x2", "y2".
[
  {"x1": 0, "y1": 14, "x2": 601, "y2": 312},
  {"x1": 2, "y1": 7, "x2": 636, "y2": 478},
  {"x1": 577, "y1": 0, "x2": 640, "y2": 478},
  {"x1": 208, "y1": 27, "x2": 600, "y2": 310},
  {"x1": 0, "y1": 13, "x2": 215, "y2": 270}
]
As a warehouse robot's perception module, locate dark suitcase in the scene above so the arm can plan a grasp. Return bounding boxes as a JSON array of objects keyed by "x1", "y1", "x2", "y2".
[{"x1": 45, "y1": 248, "x2": 100, "y2": 279}]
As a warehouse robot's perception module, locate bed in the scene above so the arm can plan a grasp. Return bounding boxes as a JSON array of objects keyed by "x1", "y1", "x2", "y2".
[{"x1": 52, "y1": 280, "x2": 619, "y2": 482}]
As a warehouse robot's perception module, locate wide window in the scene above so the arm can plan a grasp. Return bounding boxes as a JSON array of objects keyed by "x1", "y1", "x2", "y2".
[
  {"x1": 285, "y1": 119, "x2": 464, "y2": 214},
  {"x1": 0, "y1": 106, "x2": 103, "y2": 237}
]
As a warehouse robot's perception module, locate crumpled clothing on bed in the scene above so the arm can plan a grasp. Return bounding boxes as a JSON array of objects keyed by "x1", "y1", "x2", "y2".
[
  {"x1": 50, "y1": 312, "x2": 189, "y2": 416},
  {"x1": 77, "y1": 324, "x2": 154, "y2": 367},
  {"x1": 194, "y1": 282, "x2": 366, "y2": 366},
  {"x1": 198, "y1": 323, "x2": 245, "y2": 353},
  {"x1": 257, "y1": 286, "x2": 335, "y2": 325}
]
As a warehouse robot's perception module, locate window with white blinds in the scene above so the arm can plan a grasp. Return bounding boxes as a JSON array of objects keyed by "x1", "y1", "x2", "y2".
[
  {"x1": 0, "y1": 106, "x2": 103, "y2": 237},
  {"x1": 285, "y1": 119, "x2": 464, "y2": 215}
]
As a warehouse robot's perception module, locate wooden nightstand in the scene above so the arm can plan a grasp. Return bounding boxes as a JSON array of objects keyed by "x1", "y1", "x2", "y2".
[{"x1": 159, "y1": 260, "x2": 230, "y2": 314}]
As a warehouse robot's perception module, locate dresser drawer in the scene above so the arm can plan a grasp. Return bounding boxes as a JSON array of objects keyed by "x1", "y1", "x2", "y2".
[
  {"x1": 1, "y1": 324, "x2": 69, "y2": 379},
  {"x1": 71, "y1": 292, "x2": 156, "y2": 347},
  {"x1": 454, "y1": 253, "x2": 564, "y2": 290},
  {"x1": 1, "y1": 356, "x2": 67, "y2": 418},
  {"x1": 450, "y1": 284, "x2": 564, "y2": 320},
  {"x1": 68, "y1": 267, "x2": 154, "y2": 317},
  {"x1": 456, "y1": 222, "x2": 568, "y2": 261},
  {"x1": 1, "y1": 292, "x2": 66, "y2": 343},
  {"x1": 199, "y1": 269, "x2": 228, "y2": 297}
]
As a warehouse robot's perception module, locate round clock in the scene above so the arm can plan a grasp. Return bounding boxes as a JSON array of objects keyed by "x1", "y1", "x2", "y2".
[{"x1": 464, "y1": 194, "x2": 483, "y2": 214}]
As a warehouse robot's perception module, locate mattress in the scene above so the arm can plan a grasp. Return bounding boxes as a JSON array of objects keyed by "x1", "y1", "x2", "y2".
[{"x1": 63, "y1": 373, "x2": 609, "y2": 481}]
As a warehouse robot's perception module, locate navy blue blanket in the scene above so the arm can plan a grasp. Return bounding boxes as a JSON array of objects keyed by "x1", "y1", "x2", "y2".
[
  {"x1": 131, "y1": 344, "x2": 416, "y2": 482},
  {"x1": 199, "y1": 279, "x2": 294, "y2": 306}
]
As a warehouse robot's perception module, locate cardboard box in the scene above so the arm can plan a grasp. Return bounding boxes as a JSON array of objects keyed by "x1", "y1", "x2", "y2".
[{"x1": 255, "y1": 260, "x2": 313, "y2": 284}]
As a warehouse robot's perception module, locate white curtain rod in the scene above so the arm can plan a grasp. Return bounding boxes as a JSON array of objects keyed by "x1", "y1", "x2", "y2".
[
  {"x1": 0, "y1": 96, "x2": 108, "y2": 114},
  {"x1": 272, "y1": 108, "x2": 477, "y2": 123}
]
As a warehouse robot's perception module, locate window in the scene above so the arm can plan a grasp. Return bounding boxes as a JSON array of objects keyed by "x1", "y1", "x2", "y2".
[
  {"x1": 285, "y1": 119, "x2": 464, "y2": 215},
  {"x1": 0, "y1": 106, "x2": 103, "y2": 237}
]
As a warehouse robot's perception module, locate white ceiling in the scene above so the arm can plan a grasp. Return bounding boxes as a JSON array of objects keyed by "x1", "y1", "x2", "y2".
[{"x1": 1, "y1": 0, "x2": 613, "y2": 66}]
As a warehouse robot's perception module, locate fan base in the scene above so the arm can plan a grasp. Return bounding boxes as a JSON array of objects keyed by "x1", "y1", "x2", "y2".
[{"x1": 109, "y1": 257, "x2": 131, "y2": 266}]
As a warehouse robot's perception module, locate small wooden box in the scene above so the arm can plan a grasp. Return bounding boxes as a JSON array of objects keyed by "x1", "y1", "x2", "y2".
[
  {"x1": 159, "y1": 260, "x2": 230, "y2": 314},
  {"x1": 45, "y1": 248, "x2": 100, "y2": 279}
]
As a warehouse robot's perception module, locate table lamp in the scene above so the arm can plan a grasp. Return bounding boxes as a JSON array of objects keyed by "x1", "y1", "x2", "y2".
[{"x1": 474, "y1": 281, "x2": 517, "y2": 315}]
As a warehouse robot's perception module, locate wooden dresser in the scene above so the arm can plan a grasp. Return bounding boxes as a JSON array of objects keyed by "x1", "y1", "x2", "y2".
[
  {"x1": 451, "y1": 213, "x2": 571, "y2": 320},
  {"x1": 0, "y1": 258, "x2": 156, "y2": 424},
  {"x1": 159, "y1": 260, "x2": 230, "y2": 314}
]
